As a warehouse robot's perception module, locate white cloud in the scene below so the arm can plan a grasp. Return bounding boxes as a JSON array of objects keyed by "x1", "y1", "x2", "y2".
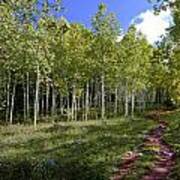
[
  {"x1": 116, "y1": 35, "x2": 123, "y2": 42},
  {"x1": 131, "y1": 9, "x2": 173, "y2": 44}
]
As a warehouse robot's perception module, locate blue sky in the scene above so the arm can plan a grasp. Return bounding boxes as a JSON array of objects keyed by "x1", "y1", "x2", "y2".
[
  {"x1": 45, "y1": 0, "x2": 172, "y2": 44},
  {"x1": 61, "y1": 0, "x2": 153, "y2": 30}
]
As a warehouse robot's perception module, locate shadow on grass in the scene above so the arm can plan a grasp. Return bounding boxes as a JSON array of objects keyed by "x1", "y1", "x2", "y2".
[{"x1": 0, "y1": 118, "x2": 156, "y2": 180}]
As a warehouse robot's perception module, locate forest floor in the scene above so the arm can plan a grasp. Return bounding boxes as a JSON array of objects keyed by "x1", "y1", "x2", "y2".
[{"x1": 0, "y1": 110, "x2": 179, "y2": 180}]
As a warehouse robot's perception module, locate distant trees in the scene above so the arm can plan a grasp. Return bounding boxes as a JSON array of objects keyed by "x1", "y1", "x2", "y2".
[
  {"x1": 149, "y1": 0, "x2": 180, "y2": 105},
  {"x1": 119, "y1": 27, "x2": 153, "y2": 117},
  {"x1": 169, "y1": 0, "x2": 180, "y2": 104},
  {"x1": 0, "y1": 1, "x2": 179, "y2": 127},
  {"x1": 91, "y1": 3, "x2": 120, "y2": 120}
]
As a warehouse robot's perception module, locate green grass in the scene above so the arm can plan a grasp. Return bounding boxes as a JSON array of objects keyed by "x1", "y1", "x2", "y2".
[
  {"x1": 0, "y1": 117, "x2": 157, "y2": 180},
  {"x1": 162, "y1": 110, "x2": 180, "y2": 180}
]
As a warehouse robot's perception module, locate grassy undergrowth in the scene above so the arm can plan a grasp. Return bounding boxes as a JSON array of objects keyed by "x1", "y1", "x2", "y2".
[
  {"x1": 0, "y1": 117, "x2": 157, "y2": 180},
  {"x1": 162, "y1": 110, "x2": 180, "y2": 180}
]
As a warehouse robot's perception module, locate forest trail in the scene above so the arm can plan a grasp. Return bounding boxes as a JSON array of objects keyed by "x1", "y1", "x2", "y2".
[{"x1": 111, "y1": 111, "x2": 176, "y2": 180}]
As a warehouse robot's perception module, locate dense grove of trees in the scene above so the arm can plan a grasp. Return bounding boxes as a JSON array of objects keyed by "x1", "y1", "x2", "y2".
[{"x1": 0, "y1": 0, "x2": 179, "y2": 128}]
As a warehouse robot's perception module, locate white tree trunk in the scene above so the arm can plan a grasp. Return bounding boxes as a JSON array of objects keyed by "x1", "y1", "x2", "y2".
[
  {"x1": 75, "y1": 96, "x2": 77, "y2": 121},
  {"x1": 125, "y1": 84, "x2": 129, "y2": 117},
  {"x1": 34, "y1": 65, "x2": 40, "y2": 128},
  {"x1": 101, "y1": 75, "x2": 105, "y2": 120},
  {"x1": 77, "y1": 97, "x2": 80, "y2": 111},
  {"x1": 23, "y1": 80, "x2": 26, "y2": 121},
  {"x1": 85, "y1": 81, "x2": 89, "y2": 121},
  {"x1": 10, "y1": 80, "x2": 16, "y2": 124},
  {"x1": 118, "y1": 88, "x2": 122, "y2": 114},
  {"x1": 131, "y1": 90, "x2": 135, "y2": 118},
  {"x1": 72, "y1": 84, "x2": 76, "y2": 121},
  {"x1": 152, "y1": 89, "x2": 156, "y2": 103},
  {"x1": 94, "y1": 81, "x2": 98, "y2": 120},
  {"x1": 51, "y1": 84, "x2": 56, "y2": 117},
  {"x1": 89, "y1": 79, "x2": 93, "y2": 107},
  {"x1": 6, "y1": 72, "x2": 11, "y2": 122},
  {"x1": 41, "y1": 87, "x2": 44, "y2": 116},
  {"x1": 114, "y1": 87, "x2": 118, "y2": 116},
  {"x1": 67, "y1": 95, "x2": 70, "y2": 121},
  {"x1": 82, "y1": 92, "x2": 85, "y2": 121},
  {"x1": 60, "y1": 94, "x2": 64, "y2": 115},
  {"x1": 26, "y1": 72, "x2": 30, "y2": 119},
  {"x1": 46, "y1": 81, "x2": 49, "y2": 117},
  {"x1": 142, "y1": 91, "x2": 146, "y2": 112}
]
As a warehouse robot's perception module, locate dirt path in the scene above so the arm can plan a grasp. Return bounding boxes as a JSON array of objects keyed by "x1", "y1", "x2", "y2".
[
  {"x1": 111, "y1": 150, "x2": 140, "y2": 180},
  {"x1": 142, "y1": 120, "x2": 175, "y2": 180},
  {"x1": 111, "y1": 113, "x2": 176, "y2": 180}
]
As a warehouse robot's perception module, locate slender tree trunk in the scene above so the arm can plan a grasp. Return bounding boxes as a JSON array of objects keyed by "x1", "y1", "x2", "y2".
[
  {"x1": 114, "y1": 87, "x2": 118, "y2": 116},
  {"x1": 23, "y1": 79, "x2": 27, "y2": 121},
  {"x1": 125, "y1": 83, "x2": 129, "y2": 117},
  {"x1": 71, "y1": 84, "x2": 77, "y2": 121},
  {"x1": 131, "y1": 90, "x2": 135, "y2": 118},
  {"x1": 93, "y1": 80, "x2": 97, "y2": 119},
  {"x1": 82, "y1": 92, "x2": 85, "y2": 121},
  {"x1": 34, "y1": 65, "x2": 40, "y2": 129},
  {"x1": 142, "y1": 91, "x2": 146, "y2": 112},
  {"x1": 60, "y1": 94, "x2": 64, "y2": 115},
  {"x1": 118, "y1": 88, "x2": 122, "y2": 114},
  {"x1": 75, "y1": 96, "x2": 77, "y2": 121},
  {"x1": 10, "y1": 79, "x2": 16, "y2": 124},
  {"x1": 101, "y1": 75, "x2": 105, "y2": 120},
  {"x1": 77, "y1": 96, "x2": 80, "y2": 111},
  {"x1": 46, "y1": 81, "x2": 49, "y2": 117},
  {"x1": 51, "y1": 84, "x2": 56, "y2": 117},
  {"x1": 85, "y1": 81, "x2": 89, "y2": 121},
  {"x1": 26, "y1": 72, "x2": 30, "y2": 120},
  {"x1": 6, "y1": 72, "x2": 11, "y2": 122},
  {"x1": 89, "y1": 79, "x2": 93, "y2": 107},
  {"x1": 108, "y1": 93, "x2": 111, "y2": 116},
  {"x1": 72, "y1": 84, "x2": 76, "y2": 121},
  {"x1": 156, "y1": 88, "x2": 160, "y2": 109},
  {"x1": 41, "y1": 87, "x2": 44, "y2": 116},
  {"x1": 67, "y1": 95, "x2": 70, "y2": 121},
  {"x1": 152, "y1": 90, "x2": 155, "y2": 103}
]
